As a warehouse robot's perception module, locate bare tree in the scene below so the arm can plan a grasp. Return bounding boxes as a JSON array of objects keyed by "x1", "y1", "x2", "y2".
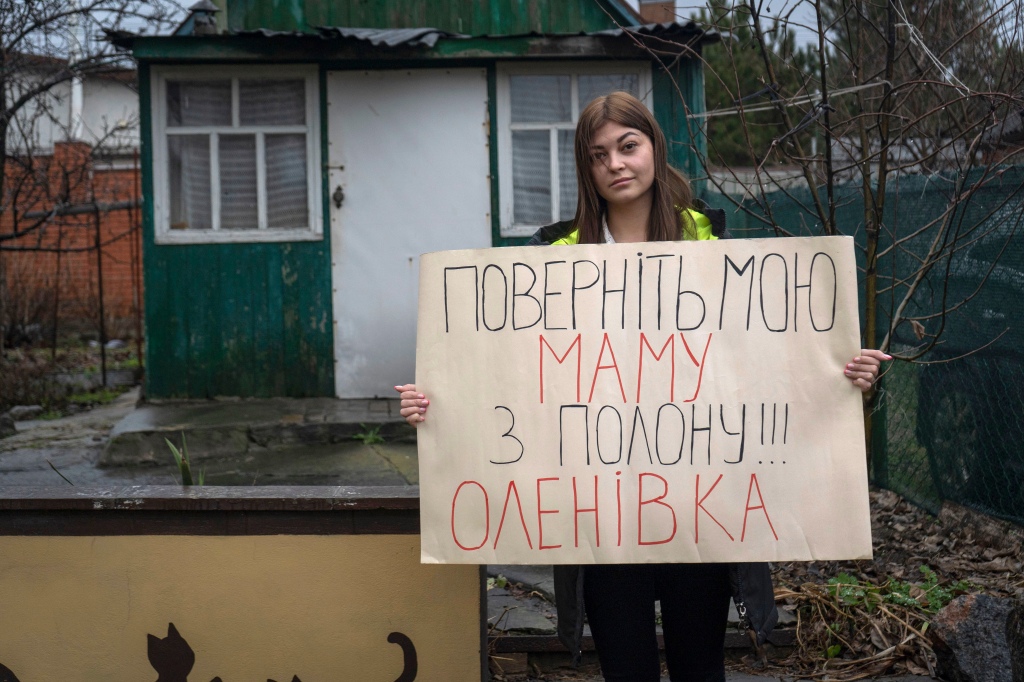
[
  {"x1": 0, "y1": 0, "x2": 181, "y2": 350},
  {"x1": 669, "y1": 0, "x2": 1024, "y2": 403}
]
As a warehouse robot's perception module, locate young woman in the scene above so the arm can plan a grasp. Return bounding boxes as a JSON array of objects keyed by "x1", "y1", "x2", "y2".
[{"x1": 396, "y1": 92, "x2": 888, "y2": 682}]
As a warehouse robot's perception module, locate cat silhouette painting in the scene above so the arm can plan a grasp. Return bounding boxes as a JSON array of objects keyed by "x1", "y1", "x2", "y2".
[
  {"x1": 0, "y1": 662, "x2": 21, "y2": 682},
  {"x1": 0, "y1": 622, "x2": 417, "y2": 682},
  {"x1": 147, "y1": 622, "x2": 417, "y2": 682}
]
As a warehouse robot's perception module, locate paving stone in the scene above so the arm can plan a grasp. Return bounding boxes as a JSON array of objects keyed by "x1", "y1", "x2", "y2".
[
  {"x1": 0, "y1": 414, "x2": 15, "y2": 440},
  {"x1": 102, "y1": 397, "x2": 414, "y2": 466},
  {"x1": 7, "y1": 405, "x2": 44, "y2": 421},
  {"x1": 489, "y1": 565, "x2": 556, "y2": 602},
  {"x1": 488, "y1": 589, "x2": 557, "y2": 635},
  {"x1": 373, "y1": 444, "x2": 419, "y2": 484}
]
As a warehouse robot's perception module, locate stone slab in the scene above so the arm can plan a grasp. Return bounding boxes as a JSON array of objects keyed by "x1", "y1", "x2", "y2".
[
  {"x1": 102, "y1": 397, "x2": 416, "y2": 466},
  {"x1": 488, "y1": 589, "x2": 557, "y2": 635},
  {"x1": 489, "y1": 565, "x2": 557, "y2": 602}
]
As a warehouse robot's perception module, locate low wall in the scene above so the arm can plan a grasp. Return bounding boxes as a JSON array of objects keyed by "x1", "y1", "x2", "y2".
[{"x1": 0, "y1": 486, "x2": 484, "y2": 682}]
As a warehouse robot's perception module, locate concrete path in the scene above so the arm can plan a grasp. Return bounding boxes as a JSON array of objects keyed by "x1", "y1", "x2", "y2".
[{"x1": 0, "y1": 388, "x2": 419, "y2": 487}]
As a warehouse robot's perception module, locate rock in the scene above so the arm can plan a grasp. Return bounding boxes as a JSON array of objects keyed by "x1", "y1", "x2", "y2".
[
  {"x1": 929, "y1": 594, "x2": 1014, "y2": 682},
  {"x1": 0, "y1": 413, "x2": 15, "y2": 439},
  {"x1": 7, "y1": 405, "x2": 43, "y2": 421},
  {"x1": 1009, "y1": 599, "x2": 1024, "y2": 682}
]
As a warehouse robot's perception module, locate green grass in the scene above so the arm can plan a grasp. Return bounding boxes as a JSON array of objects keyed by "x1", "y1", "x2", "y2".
[
  {"x1": 68, "y1": 388, "x2": 125, "y2": 406},
  {"x1": 351, "y1": 424, "x2": 385, "y2": 445}
]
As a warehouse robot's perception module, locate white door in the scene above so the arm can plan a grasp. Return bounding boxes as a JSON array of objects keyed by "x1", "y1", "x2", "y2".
[{"x1": 328, "y1": 69, "x2": 492, "y2": 398}]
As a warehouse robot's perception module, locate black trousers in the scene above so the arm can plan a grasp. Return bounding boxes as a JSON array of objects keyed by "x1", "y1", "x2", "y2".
[{"x1": 583, "y1": 563, "x2": 731, "y2": 682}]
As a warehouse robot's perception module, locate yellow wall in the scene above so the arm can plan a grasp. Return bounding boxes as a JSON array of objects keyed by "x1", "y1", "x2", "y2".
[{"x1": 0, "y1": 535, "x2": 480, "y2": 681}]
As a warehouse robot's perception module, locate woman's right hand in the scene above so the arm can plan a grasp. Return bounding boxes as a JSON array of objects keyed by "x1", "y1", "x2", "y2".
[{"x1": 395, "y1": 384, "x2": 429, "y2": 426}]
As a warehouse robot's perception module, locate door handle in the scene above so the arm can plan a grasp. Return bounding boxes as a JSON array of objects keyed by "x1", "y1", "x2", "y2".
[{"x1": 333, "y1": 185, "x2": 345, "y2": 209}]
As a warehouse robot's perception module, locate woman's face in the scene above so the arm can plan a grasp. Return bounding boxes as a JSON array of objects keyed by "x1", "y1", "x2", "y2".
[{"x1": 588, "y1": 120, "x2": 655, "y2": 209}]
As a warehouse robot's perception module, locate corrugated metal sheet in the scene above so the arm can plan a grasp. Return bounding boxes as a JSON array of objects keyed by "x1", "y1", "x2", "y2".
[
  {"x1": 237, "y1": 26, "x2": 464, "y2": 47},
  {"x1": 182, "y1": 21, "x2": 714, "y2": 47},
  {"x1": 592, "y1": 20, "x2": 714, "y2": 42},
  {"x1": 223, "y1": 0, "x2": 638, "y2": 36}
]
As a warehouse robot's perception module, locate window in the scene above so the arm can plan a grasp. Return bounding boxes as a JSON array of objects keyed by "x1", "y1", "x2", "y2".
[
  {"x1": 151, "y1": 66, "x2": 322, "y2": 243},
  {"x1": 496, "y1": 63, "x2": 652, "y2": 238}
]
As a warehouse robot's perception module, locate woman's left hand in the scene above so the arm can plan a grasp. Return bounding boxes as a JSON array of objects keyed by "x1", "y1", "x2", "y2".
[{"x1": 845, "y1": 349, "x2": 891, "y2": 392}]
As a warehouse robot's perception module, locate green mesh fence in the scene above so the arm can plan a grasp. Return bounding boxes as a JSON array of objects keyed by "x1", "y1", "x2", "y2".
[{"x1": 703, "y1": 166, "x2": 1024, "y2": 525}]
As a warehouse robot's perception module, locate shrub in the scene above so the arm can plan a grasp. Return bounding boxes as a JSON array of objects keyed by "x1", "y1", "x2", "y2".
[{"x1": 0, "y1": 354, "x2": 67, "y2": 413}]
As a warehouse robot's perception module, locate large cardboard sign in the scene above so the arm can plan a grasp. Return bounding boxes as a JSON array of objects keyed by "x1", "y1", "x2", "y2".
[{"x1": 417, "y1": 236, "x2": 872, "y2": 564}]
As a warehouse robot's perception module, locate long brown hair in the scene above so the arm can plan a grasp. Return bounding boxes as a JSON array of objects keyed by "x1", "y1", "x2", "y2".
[{"x1": 572, "y1": 91, "x2": 693, "y2": 244}]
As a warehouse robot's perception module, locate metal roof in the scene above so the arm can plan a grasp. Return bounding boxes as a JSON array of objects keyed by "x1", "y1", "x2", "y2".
[
  {"x1": 109, "y1": 21, "x2": 718, "y2": 57},
  {"x1": 236, "y1": 27, "x2": 464, "y2": 48},
  {"x1": 172, "y1": 21, "x2": 715, "y2": 46}
]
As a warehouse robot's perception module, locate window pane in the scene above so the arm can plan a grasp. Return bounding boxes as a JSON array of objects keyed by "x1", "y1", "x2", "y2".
[
  {"x1": 167, "y1": 80, "x2": 231, "y2": 127},
  {"x1": 578, "y1": 74, "x2": 640, "y2": 110},
  {"x1": 239, "y1": 79, "x2": 306, "y2": 126},
  {"x1": 266, "y1": 134, "x2": 309, "y2": 229},
  {"x1": 510, "y1": 75, "x2": 571, "y2": 123},
  {"x1": 168, "y1": 135, "x2": 212, "y2": 230},
  {"x1": 219, "y1": 135, "x2": 258, "y2": 230},
  {"x1": 558, "y1": 129, "x2": 577, "y2": 221},
  {"x1": 512, "y1": 130, "x2": 551, "y2": 225}
]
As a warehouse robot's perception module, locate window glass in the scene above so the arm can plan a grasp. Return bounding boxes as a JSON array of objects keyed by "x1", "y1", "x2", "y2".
[
  {"x1": 579, "y1": 74, "x2": 640, "y2": 109},
  {"x1": 266, "y1": 134, "x2": 309, "y2": 228},
  {"x1": 505, "y1": 69, "x2": 645, "y2": 230},
  {"x1": 512, "y1": 130, "x2": 552, "y2": 225},
  {"x1": 167, "y1": 80, "x2": 231, "y2": 127},
  {"x1": 159, "y1": 71, "x2": 319, "y2": 238},
  {"x1": 219, "y1": 135, "x2": 258, "y2": 230},
  {"x1": 168, "y1": 135, "x2": 211, "y2": 230},
  {"x1": 239, "y1": 80, "x2": 306, "y2": 126},
  {"x1": 510, "y1": 76, "x2": 571, "y2": 123}
]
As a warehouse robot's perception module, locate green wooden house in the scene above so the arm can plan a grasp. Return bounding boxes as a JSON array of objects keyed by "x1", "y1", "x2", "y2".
[{"x1": 118, "y1": 0, "x2": 717, "y2": 400}]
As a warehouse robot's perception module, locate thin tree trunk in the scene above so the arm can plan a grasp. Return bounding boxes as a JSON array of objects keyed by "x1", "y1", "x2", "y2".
[{"x1": 862, "y1": 0, "x2": 899, "y2": 473}]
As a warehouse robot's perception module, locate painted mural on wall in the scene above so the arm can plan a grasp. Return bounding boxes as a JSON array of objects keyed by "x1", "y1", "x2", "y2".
[
  {"x1": 0, "y1": 623, "x2": 417, "y2": 682},
  {"x1": 0, "y1": 536, "x2": 479, "y2": 681}
]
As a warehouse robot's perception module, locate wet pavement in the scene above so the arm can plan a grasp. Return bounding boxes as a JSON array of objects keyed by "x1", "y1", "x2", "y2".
[{"x1": 0, "y1": 388, "x2": 419, "y2": 487}]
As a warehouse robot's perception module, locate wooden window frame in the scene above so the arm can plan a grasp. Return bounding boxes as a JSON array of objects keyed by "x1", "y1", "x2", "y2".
[
  {"x1": 495, "y1": 61, "x2": 653, "y2": 239},
  {"x1": 151, "y1": 64, "x2": 323, "y2": 245}
]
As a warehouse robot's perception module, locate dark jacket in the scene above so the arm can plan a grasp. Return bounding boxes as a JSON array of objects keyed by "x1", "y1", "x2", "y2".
[{"x1": 529, "y1": 199, "x2": 779, "y2": 664}]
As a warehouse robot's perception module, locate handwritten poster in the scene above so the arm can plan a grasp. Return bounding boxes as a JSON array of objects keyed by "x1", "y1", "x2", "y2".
[{"x1": 416, "y1": 236, "x2": 872, "y2": 565}]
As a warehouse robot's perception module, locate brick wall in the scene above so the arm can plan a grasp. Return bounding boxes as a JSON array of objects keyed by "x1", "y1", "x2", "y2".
[{"x1": 1, "y1": 141, "x2": 142, "y2": 342}]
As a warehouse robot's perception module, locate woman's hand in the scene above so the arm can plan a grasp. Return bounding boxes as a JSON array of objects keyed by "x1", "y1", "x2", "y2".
[
  {"x1": 395, "y1": 384, "x2": 429, "y2": 426},
  {"x1": 845, "y1": 349, "x2": 891, "y2": 392}
]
